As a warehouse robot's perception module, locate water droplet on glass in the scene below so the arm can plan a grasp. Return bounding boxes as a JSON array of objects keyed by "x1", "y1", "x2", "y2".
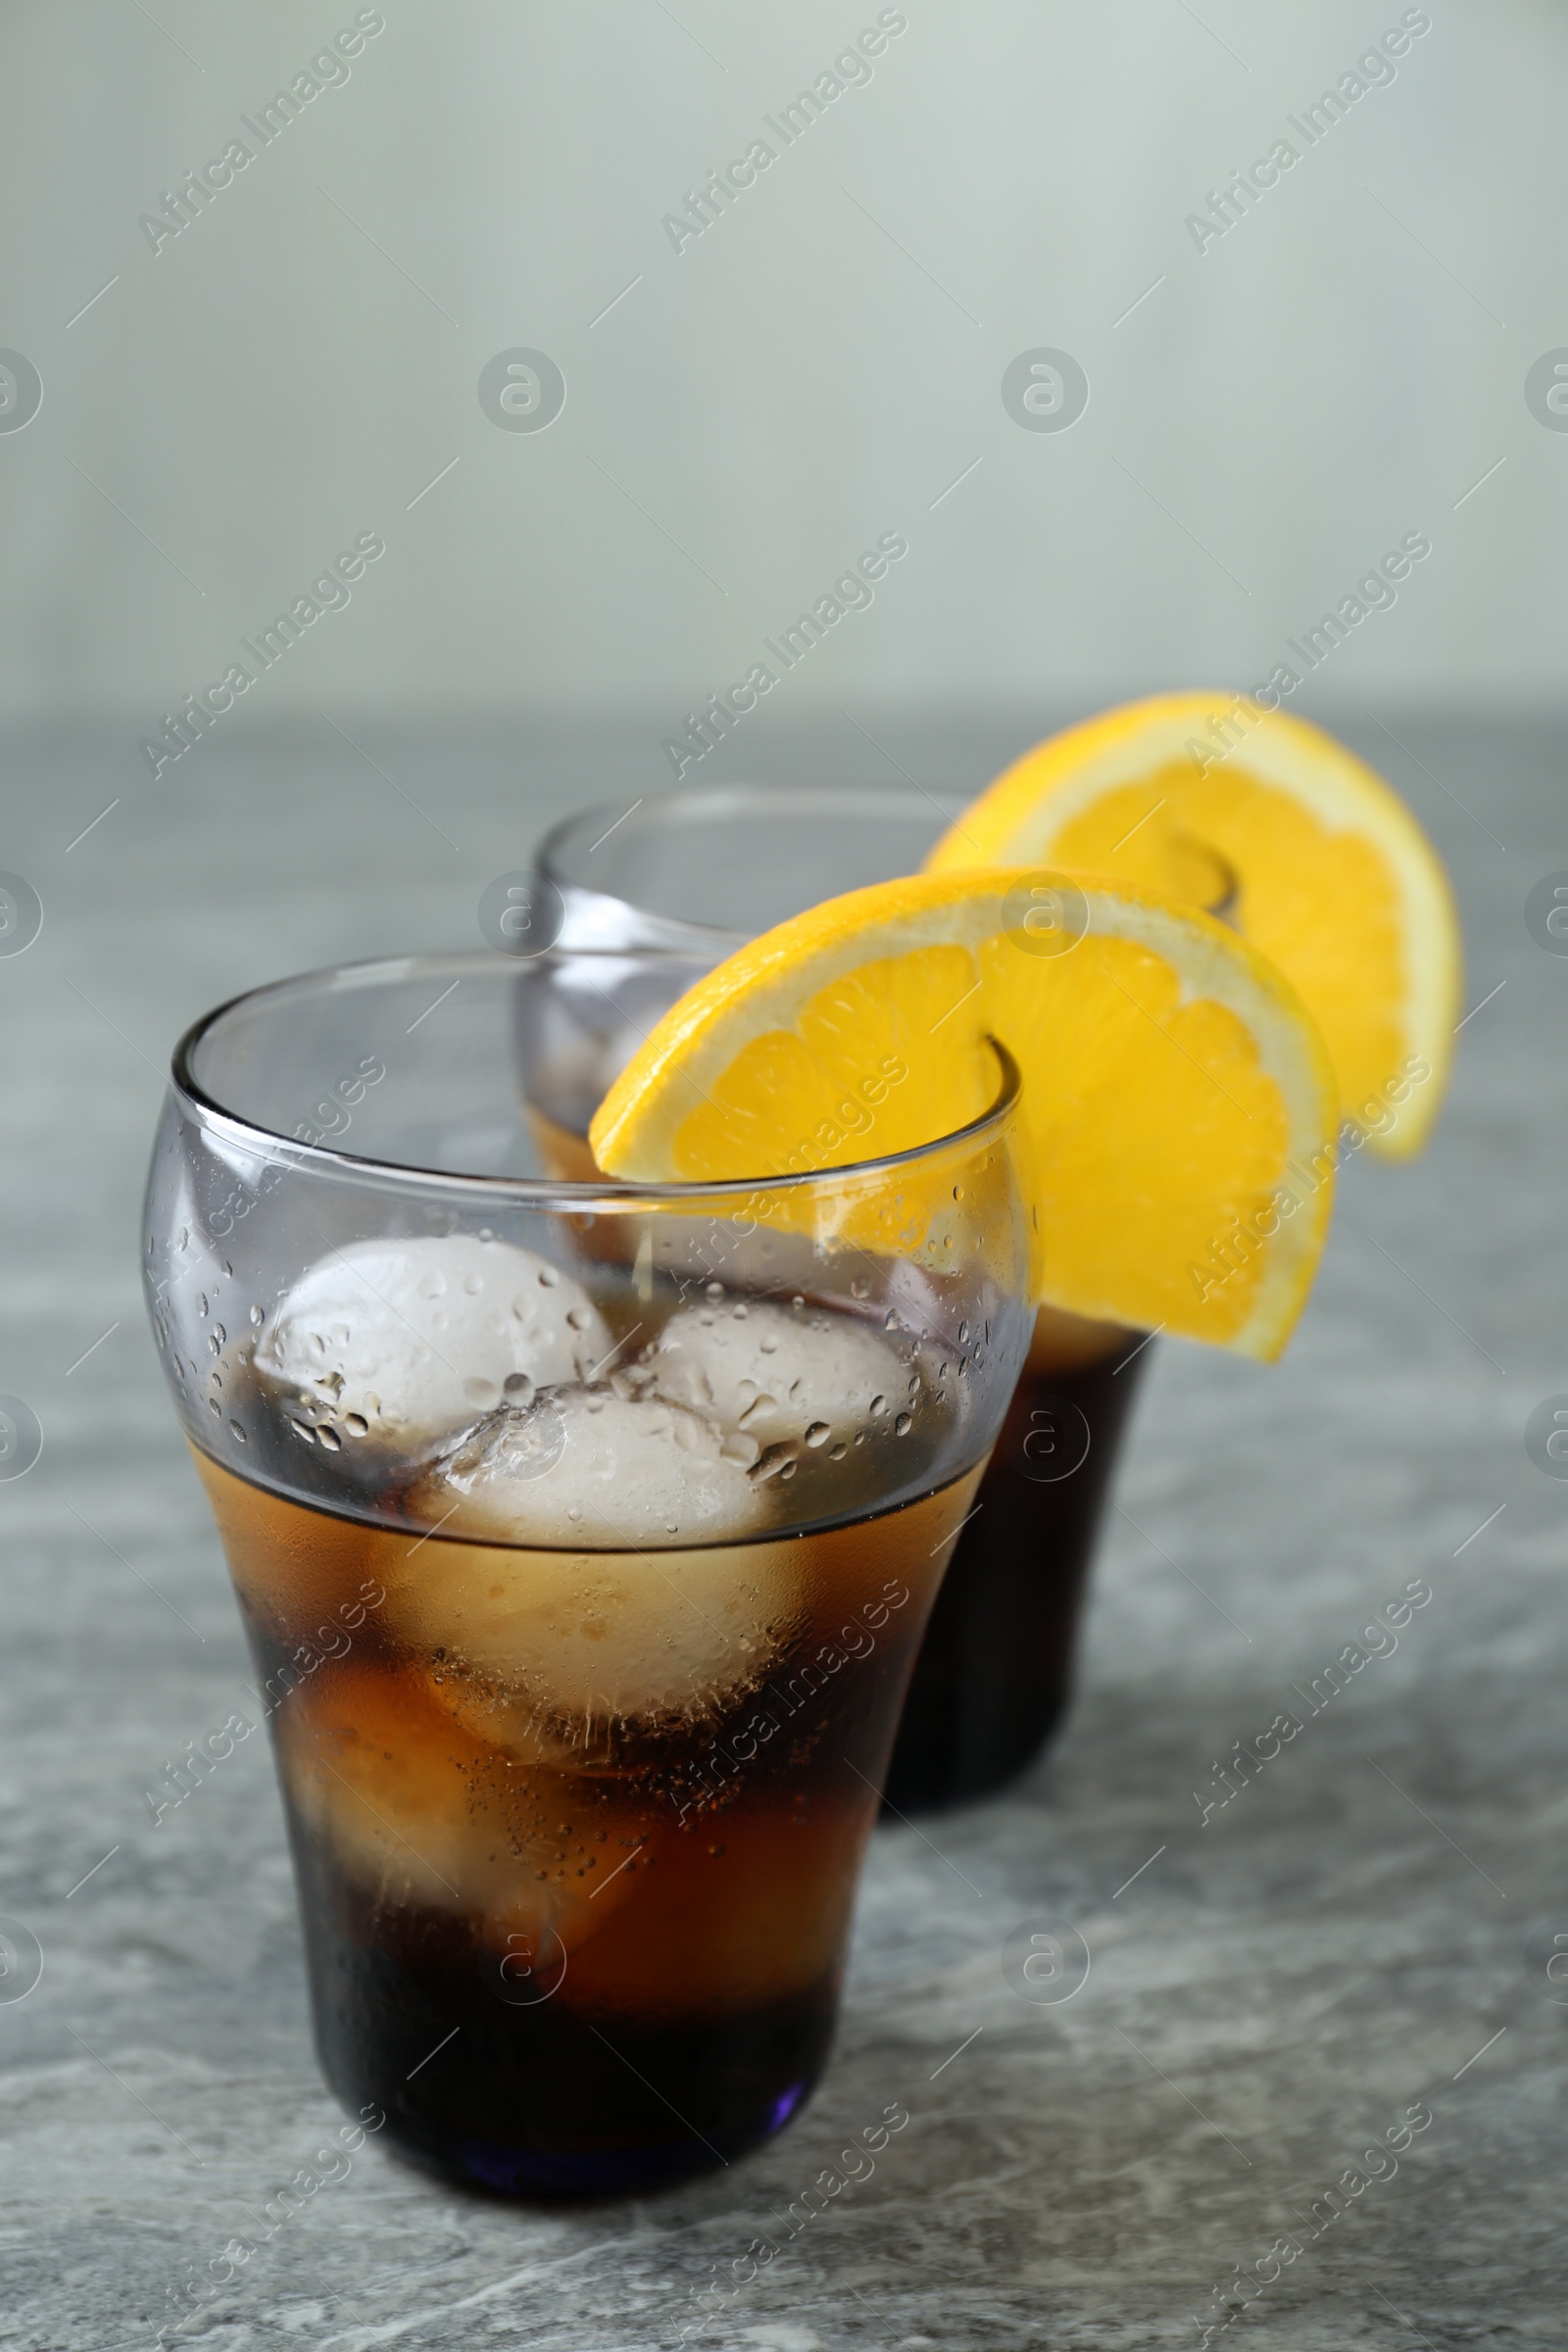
[
  {"x1": 317, "y1": 1424, "x2": 342, "y2": 1452},
  {"x1": 894, "y1": 1412, "x2": 913, "y2": 1437},
  {"x1": 805, "y1": 1422, "x2": 831, "y2": 1447},
  {"x1": 228, "y1": 1420, "x2": 247, "y2": 1443},
  {"x1": 829, "y1": 1442, "x2": 848, "y2": 1461},
  {"x1": 958, "y1": 1321, "x2": 969, "y2": 1343},
  {"x1": 953, "y1": 1185, "x2": 964, "y2": 1201},
  {"x1": 538, "y1": 1263, "x2": 558, "y2": 1287},
  {"x1": 208, "y1": 1398, "x2": 220, "y2": 1417},
  {"x1": 503, "y1": 1373, "x2": 534, "y2": 1405},
  {"x1": 706, "y1": 1281, "x2": 725, "y2": 1302},
  {"x1": 344, "y1": 1412, "x2": 368, "y2": 1437},
  {"x1": 748, "y1": 1443, "x2": 798, "y2": 1484},
  {"x1": 249, "y1": 1303, "x2": 264, "y2": 1327},
  {"x1": 198, "y1": 1295, "x2": 209, "y2": 1318},
  {"x1": 870, "y1": 1394, "x2": 886, "y2": 1416},
  {"x1": 566, "y1": 1307, "x2": 590, "y2": 1332},
  {"x1": 851, "y1": 1277, "x2": 869, "y2": 1299},
  {"x1": 212, "y1": 1323, "x2": 225, "y2": 1347},
  {"x1": 759, "y1": 1332, "x2": 778, "y2": 1354}
]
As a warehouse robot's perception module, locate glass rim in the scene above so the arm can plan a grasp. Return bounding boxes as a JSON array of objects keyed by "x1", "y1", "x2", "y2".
[
  {"x1": 171, "y1": 949, "x2": 1022, "y2": 1208},
  {"x1": 535, "y1": 780, "x2": 968, "y2": 950}
]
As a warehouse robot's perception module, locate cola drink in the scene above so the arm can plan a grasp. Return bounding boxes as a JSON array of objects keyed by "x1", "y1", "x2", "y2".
[
  {"x1": 202, "y1": 1259, "x2": 980, "y2": 2195},
  {"x1": 882, "y1": 1316, "x2": 1150, "y2": 1811}
]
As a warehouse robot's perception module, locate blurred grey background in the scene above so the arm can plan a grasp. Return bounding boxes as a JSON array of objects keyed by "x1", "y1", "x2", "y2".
[{"x1": 2, "y1": 0, "x2": 1563, "y2": 757}]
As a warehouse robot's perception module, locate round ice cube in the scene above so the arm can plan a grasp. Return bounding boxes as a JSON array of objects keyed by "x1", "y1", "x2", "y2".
[
  {"x1": 387, "y1": 1390, "x2": 793, "y2": 1726},
  {"x1": 277, "y1": 1658, "x2": 637, "y2": 1950},
  {"x1": 409, "y1": 1387, "x2": 765, "y2": 1549},
  {"x1": 252, "y1": 1235, "x2": 612, "y2": 1456},
  {"x1": 639, "y1": 1298, "x2": 917, "y2": 1459}
]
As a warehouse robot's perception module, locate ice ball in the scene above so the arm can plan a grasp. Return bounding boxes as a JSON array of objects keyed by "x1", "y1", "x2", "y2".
[{"x1": 253, "y1": 1235, "x2": 612, "y2": 1456}]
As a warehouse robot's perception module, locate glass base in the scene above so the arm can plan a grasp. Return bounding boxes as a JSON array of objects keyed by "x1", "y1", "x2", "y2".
[
  {"x1": 298, "y1": 1864, "x2": 837, "y2": 2200},
  {"x1": 378, "y1": 2078, "x2": 813, "y2": 2200}
]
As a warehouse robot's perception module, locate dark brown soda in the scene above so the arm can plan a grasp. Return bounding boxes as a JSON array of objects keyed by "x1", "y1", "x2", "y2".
[
  {"x1": 884, "y1": 1316, "x2": 1150, "y2": 1811},
  {"x1": 196, "y1": 1450, "x2": 976, "y2": 2197}
]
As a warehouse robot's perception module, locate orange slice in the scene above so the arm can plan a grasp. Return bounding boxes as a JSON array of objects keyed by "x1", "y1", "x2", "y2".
[
  {"x1": 589, "y1": 869, "x2": 1339, "y2": 1360},
  {"x1": 927, "y1": 694, "x2": 1460, "y2": 1158}
]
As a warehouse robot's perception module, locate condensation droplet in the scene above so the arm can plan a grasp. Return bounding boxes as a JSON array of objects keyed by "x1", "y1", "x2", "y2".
[
  {"x1": 706, "y1": 1281, "x2": 725, "y2": 1302},
  {"x1": 870, "y1": 1395, "x2": 886, "y2": 1417},
  {"x1": 805, "y1": 1422, "x2": 831, "y2": 1447},
  {"x1": 249, "y1": 1303, "x2": 264, "y2": 1327},
  {"x1": 829, "y1": 1442, "x2": 848, "y2": 1461},
  {"x1": 344, "y1": 1412, "x2": 368, "y2": 1437},
  {"x1": 316, "y1": 1424, "x2": 342, "y2": 1451},
  {"x1": 228, "y1": 1420, "x2": 247, "y2": 1443},
  {"x1": 894, "y1": 1412, "x2": 913, "y2": 1437},
  {"x1": 748, "y1": 1443, "x2": 798, "y2": 1485},
  {"x1": 197, "y1": 1294, "x2": 209, "y2": 1318}
]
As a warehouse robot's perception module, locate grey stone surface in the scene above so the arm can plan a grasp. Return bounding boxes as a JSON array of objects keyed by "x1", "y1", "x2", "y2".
[{"x1": 0, "y1": 713, "x2": 1562, "y2": 2350}]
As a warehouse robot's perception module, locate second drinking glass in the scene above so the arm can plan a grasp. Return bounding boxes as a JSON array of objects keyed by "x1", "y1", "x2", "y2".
[{"x1": 526, "y1": 784, "x2": 1153, "y2": 1810}]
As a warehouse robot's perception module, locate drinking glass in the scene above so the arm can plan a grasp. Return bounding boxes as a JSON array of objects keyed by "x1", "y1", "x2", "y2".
[
  {"x1": 143, "y1": 951, "x2": 1033, "y2": 2195},
  {"x1": 530, "y1": 784, "x2": 1153, "y2": 1810}
]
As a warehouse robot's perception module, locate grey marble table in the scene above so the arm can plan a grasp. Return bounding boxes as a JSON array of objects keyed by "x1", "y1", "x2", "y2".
[{"x1": 1, "y1": 712, "x2": 1563, "y2": 2351}]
